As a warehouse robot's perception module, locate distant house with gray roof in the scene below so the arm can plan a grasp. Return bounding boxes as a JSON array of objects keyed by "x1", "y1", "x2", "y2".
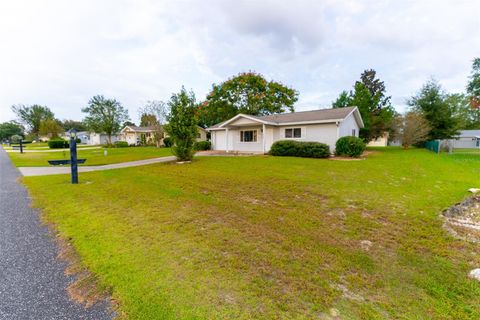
[
  {"x1": 207, "y1": 106, "x2": 364, "y2": 153},
  {"x1": 453, "y1": 130, "x2": 480, "y2": 149}
]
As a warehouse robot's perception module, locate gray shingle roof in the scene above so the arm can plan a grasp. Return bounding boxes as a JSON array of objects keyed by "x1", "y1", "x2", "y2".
[
  {"x1": 257, "y1": 106, "x2": 356, "y2": 124},
  {"x1": 124, "y1": 126, "x2": 156, "y2": 132},
  {"x1": 208, "y1": 106, "x2": 357, "y2": 129}
]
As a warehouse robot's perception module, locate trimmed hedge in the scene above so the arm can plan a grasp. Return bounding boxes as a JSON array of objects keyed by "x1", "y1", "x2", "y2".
[
  {"x1": 114, "y1": 141, "x2": 129, "y2": 148},
  {"x1": 163, "y1": 137, "x2": 173, "y2": 147},
  {"x1": 270, "y1": 140, "x2": 330, "y2": 158},
  {"x1": 335, "y1": 136, "x2": 366, "y2": 157},
  {"x1": 193, "y1": 140, "x2": 211, "y2": 151},
  {"x1": 48, "y1": 139, "x2": 69, "y2": 149}
]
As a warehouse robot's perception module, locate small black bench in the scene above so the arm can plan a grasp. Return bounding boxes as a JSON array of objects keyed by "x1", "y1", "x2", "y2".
[{"x1": 48, "y1": 159, "x2": 87, "y2": 166}]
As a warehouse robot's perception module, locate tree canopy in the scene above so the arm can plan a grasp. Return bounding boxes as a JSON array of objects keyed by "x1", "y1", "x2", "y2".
[
  {"x1": 0, "y1": 122, "x2": 24, "y2": 141},
  {"x1": 197, "y1": 72, "x2": 298, "y2": 127},
  {"x1": 39, "y1": 118, "x2": 64, "y2": 138},
  {"x1": 82, "y1": 95, "x2": 129, "y2": 144},
  {"x1": 332, "y1": 69, "x2": 396, "y2": 141},
  {"x1": 61, "y1": 119, "x2": 87, "y2": 132},
  {"x1": 165, "y1": 88, "x2": 198, "y2": 161},
  {"x1": 408, "y1": 79, "x2": 459, "y2": 140},
  {"x1": 11, "y1": 104, "x2": 54, "y2": 136}
]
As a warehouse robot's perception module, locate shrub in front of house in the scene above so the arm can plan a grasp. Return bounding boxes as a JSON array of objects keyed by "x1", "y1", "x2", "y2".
[
  {"x1": 48, "y1": 139, "x2": 69, "y2": 149},
  {"x1": 114, "y1": 141, "x2": 129, "y2": 148},
  {"x1": 269, "y1": 140, "x2": 299, "y2": 156},
  {"x1": 335, "y1": 136, "x2": 366, "y2": 157},
  {"x1": 193, "y1": 141, "x2": 211, "y2": 151},
  {"x1": 270, "y1": 140, "x2": 330, "y2": 158},
  {"x1": 296, "y1": 142, "x2": 330, "y2": 158},
  {"x1": 163, "y1": 137, "x2": 173, "y2": 147}
]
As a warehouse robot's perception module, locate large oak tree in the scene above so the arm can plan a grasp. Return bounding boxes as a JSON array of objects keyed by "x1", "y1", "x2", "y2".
[
  {"x1": 197, "y1": 72, "x2": 298, "y2": 127},
  {"x1": 82, "y1": 95, "x2": 129, "y2": 144}
]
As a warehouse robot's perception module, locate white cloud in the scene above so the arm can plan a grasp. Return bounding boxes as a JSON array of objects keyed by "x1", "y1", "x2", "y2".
[{"x1": 0, "y1": 0, "x2": 479, "y2": 123}]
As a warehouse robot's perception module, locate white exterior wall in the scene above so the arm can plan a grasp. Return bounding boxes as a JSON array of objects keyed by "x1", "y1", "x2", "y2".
[
  {"x1": 211, "y1": 130, "x2": 227, "y2": 150},
  {"x1": 273, "y1": 123, "x2": 339, "y2": 151},
  {"x1": 88, "y1": 133, "x2": 119, "y2": 145},
  {"x1": 339, "y1": 113, "x2": 360, "y2": 138},
  {"x1": 230, "y1": 126, "x2": 264, "y2": 152},
  {"x1": 453, "y1": 138, "x2": 480, "y2": 149}
]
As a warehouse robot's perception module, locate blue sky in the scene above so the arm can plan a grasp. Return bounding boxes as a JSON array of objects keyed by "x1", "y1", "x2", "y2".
[{"x1": 1, "y1": 0, "x2": 479, "y2": 124}]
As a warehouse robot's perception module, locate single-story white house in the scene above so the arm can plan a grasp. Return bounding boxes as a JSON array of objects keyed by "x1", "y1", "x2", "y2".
[
  {"x1": 120, "y1": 126, "x2": 156, "y2": 145},
  {"x1": 207, "y1": 106, "x2": 364, "y2": 153},
  {"x1": 87, "y1": 132, "x2": 120, "y2": 145},
  {"x1": 453, "y1": 130, "x2": 480, "y2": 148}
]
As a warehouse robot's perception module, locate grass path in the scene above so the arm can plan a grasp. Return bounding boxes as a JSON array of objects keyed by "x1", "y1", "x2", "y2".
[{"x1": 22, "y1": 148, "x2": 480, "y2": 319}]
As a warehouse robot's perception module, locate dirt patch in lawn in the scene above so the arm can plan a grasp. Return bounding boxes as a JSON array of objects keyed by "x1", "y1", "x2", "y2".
[
  {"x1": 55, "y1": 234, "x2": 117, "y2": 313},
  {"x1": 442, "y1": 195, "x2": 480, "y2": 243}
]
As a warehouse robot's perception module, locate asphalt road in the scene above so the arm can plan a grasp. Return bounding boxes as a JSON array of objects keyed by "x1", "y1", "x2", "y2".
[{"x1": 0, "y1": 147, "x2": 113, "y2": 320}]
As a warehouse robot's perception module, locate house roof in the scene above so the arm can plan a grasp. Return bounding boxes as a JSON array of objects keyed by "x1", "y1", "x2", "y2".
[
  {"x1": 458, "y1": 130, "x2": 480, "y2": 138},
  {"x1": 208, "y1": 106, "x2": 363, "y2": 129},
  {"x1": 121, "y1": 126, "x2": 156, "y2": 133}
]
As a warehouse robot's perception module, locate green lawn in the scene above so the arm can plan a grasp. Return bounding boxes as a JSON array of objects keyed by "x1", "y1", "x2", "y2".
[
  {"x1": 23, "y1": 148, "x2": 480, "y2": 319},
  {"x1": 8, "y1": 146, "x2": 172, "y2": 167}
]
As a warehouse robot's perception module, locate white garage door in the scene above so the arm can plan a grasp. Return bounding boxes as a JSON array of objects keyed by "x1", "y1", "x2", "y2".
[{"x1": 213, "y1": 131, "x2": 226, "y2": 150}]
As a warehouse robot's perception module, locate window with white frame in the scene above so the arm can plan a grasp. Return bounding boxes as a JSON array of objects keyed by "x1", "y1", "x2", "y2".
[
  {"x1": 285, "y1": 128, "x2": 302, "y2": 138},
  {"x1": 240, "y1": 130, "x2": 257, "y2": 142}
]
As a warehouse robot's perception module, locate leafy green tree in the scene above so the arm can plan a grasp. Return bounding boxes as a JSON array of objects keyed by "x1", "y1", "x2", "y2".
[
  {"x1": 39, "y1": 118, "x2": 64, "y2": 138},
  {"x1": 445, "y1": 93, "x2": 480, "y2": 130},
  {"x1": 0, "y1": 122, "x2": 24, "y2": 141},
  {"x1": 123, "y1": 121, "x2": 136, "y2": 127},
  {"x1": 198, "y1": 72, "x2": 298, "y2": 127},
  {"x1": 11, "y1": 104, "x2": 54, "y2": 136},
  {"x1": 408, "y1": 79, "x2": 459, "y2": 139},
  {"x1": 61, "y1": 120, "x2": 87, "y2": 132},
  {"x1": 165, "y1": 87, "x2": 198, "y2": 161},
  {"x1": 467, "y1": 58, "x2": 480, "y2": 99},
  {"x1": 332, "y1": 91, "x2": 352, "y2": 108},
  {"x1": 82, "y1": 95, "x2": 129, "y2": 144},
  {"x1": 333, "y1": 69, "x2": 396, "y2": 141},
  {"x1": 466, "y1": 57, "x2": 480, "y2": 127}
]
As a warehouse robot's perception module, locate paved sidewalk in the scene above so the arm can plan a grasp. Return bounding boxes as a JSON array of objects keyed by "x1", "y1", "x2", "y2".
[
  {"x1": 19, "y1": 156, "x2": 177, "y2": 176},
  {"x1": 0, "y1": 148, "x2": 112, "y2": 319}
]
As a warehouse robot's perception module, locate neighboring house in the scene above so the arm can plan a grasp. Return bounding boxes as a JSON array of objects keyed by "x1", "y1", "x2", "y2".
[
  {"x1": 368, "y1": 132, "x2": 389, "y2": 147},
  {"x1": 196, "y1": 126, "x2": 208, "y2": 142},
  {"x1": 60, "y1": 131, "x2": 89, "y2": 144},
  {"x1": 207, "y1": 106, "x2": 364, "y2": 153},
  {"x1": 453, "y1": 130, "x2": 480, "y2": 149},
  {"x1": 120, "y1": 126, "x2": 156, "y2": 145},
  {"x1": 88, "y1": 132, "x2": 120, "y2": 145}
]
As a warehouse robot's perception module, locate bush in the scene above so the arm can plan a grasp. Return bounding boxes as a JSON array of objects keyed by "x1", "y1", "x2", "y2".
[
  {"x1": 114, "y1": 141, "x2": 129, "y2": 148},
  {"x1": 335, "y1": 136, "x2": 366, "y2": 157},
  {"x1": 163, "y1": 137, "x2": 173, "y2": 147},
  {"x1": 10, "y1": 135, "x2": 22, "y2": 143},
  {"x1": 270, "y1": 140, "x2": 330, "y2": 158},
  {"x1": 48, "y1": 139, "x2": 69, "y2": 149},
  {"x1": 296, "y1": 142, "x2": 330, "y2": 158},
  {"x1": 193, "y1": 140, "x2": 211, "y2": 151},
  {"x1": 270, "y1": 140, "x2": 300, "y2": 156},
  {"x1": 75, "y1": 138, "x2": 81, "y2": 144}
]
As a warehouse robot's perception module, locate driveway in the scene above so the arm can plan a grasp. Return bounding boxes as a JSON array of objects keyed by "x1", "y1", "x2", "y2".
[{"x1": 0, "y1": 147, "x2": 112, "y2": 319}]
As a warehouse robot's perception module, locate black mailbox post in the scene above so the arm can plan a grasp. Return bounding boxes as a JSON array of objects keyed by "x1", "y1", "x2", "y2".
[
  {"x1": 69, "y1": 129, "x2": 78, "y2": 184},
  {"x1": 19, "y1": 139, "x2": 23, "y2": 154}
]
